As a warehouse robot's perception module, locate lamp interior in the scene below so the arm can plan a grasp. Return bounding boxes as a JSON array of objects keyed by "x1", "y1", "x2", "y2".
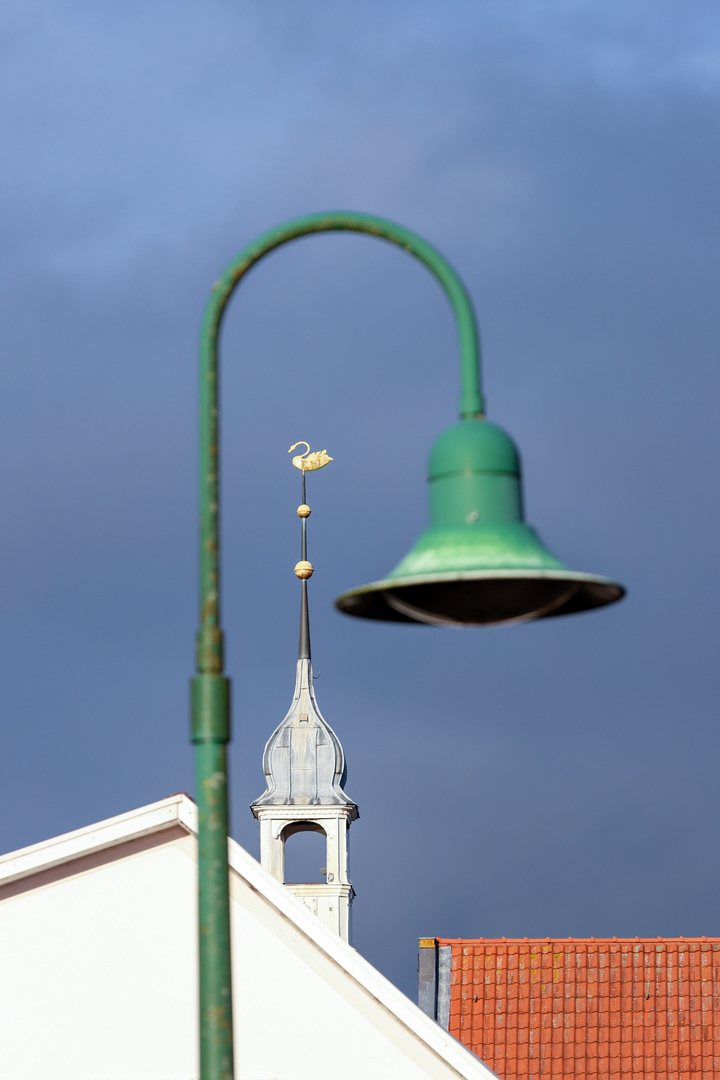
[{"x1": 336, "y1": 573, "x2": 624, "y2": 627}]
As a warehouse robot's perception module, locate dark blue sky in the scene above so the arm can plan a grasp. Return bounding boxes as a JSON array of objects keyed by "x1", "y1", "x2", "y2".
[{"x1": 1, "y1": 1, "x2": 719, "y2": 999}]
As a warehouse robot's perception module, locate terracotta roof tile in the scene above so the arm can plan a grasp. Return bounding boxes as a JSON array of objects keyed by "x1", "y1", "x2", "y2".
[{"x1": 437, "y1": 937, "x2": 720, "y2": 1080}]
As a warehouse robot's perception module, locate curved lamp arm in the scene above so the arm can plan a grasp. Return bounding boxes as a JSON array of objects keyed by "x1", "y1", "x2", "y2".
[
  {"x1": 190, "y1": 210, "x2": 484, "y2": 1080},
  {"x1": 197, "y1": 210, "x2": 484, "y2": 669}
]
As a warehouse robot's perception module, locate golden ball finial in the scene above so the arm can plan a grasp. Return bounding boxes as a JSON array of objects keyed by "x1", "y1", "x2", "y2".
[
  {"x1": 294, "y1": 560, "x2": 314, "y2": 579},
  {"x1": 297, "y1": 504, "x2": 311, "y2": 518}
]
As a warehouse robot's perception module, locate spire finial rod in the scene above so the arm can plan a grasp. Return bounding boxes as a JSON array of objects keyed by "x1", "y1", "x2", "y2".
[{"x1": 289, "y1": 442, "x2": 333, "y2": 661}]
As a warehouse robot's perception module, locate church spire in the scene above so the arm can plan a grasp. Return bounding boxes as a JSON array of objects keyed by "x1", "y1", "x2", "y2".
[{"x1": 251, "y1": 444, "x2": 358, "y2": 943}]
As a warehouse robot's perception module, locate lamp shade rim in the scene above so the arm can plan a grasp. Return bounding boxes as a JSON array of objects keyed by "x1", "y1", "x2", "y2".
[{"x1": 335, "y1": 569, "x2": 625, "y2": 626}]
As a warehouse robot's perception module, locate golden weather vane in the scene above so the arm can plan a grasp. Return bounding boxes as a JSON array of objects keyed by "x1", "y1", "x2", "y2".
[
  {"x1": 288, "y1": 441, "x2": 333, "y2": 472},
  {"x1": 289, "y1": 442, "x2": 332, "y2": 583}
]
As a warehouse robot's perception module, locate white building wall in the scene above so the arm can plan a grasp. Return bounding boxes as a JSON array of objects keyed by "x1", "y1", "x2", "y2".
[
  {"x1": 0, "y1": 829, "x2": 197, "y2": 1080},
  {"x1": 0, "y1": 798, "x2": 498, "y2": 1080}
]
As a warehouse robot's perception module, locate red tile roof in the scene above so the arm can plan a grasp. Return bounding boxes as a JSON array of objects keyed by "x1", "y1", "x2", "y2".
[{"x1": 438, "y1": 937, "x2": 720, "y2": 1080}]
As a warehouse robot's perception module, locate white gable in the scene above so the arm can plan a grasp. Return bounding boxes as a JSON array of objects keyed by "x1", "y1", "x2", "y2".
[{"x1": 0, "y1": 795, "x2": 498, "y2": 1080}]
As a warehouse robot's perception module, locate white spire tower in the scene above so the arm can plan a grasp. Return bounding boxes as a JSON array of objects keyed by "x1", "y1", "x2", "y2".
[{"x1": 251, "y1": 444, "x2": 358, "y2": 942}]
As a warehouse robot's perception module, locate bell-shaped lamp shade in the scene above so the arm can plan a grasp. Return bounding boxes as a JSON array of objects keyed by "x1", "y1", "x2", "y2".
[{"x1": 335, "y1": 419, "x2": 624, "y2": 627}]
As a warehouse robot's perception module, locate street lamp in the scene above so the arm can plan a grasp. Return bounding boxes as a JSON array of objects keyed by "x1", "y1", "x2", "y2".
[{"x1": 190, "y1": 211, "x2": 624, "y2": 1079}]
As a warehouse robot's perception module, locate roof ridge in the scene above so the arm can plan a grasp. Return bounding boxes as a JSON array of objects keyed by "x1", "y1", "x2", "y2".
[
  {"x1": 434, "y1": 935, "x2": 719, "y2": 944},
  {"x1": 0, "y1": 794, "x2": 197, "y2": 886}
]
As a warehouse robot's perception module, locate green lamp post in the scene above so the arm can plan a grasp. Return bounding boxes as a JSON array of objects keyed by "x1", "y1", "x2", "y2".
[{"x1": 191, "y1": 211, "x2": 624, "y2": 1079}]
